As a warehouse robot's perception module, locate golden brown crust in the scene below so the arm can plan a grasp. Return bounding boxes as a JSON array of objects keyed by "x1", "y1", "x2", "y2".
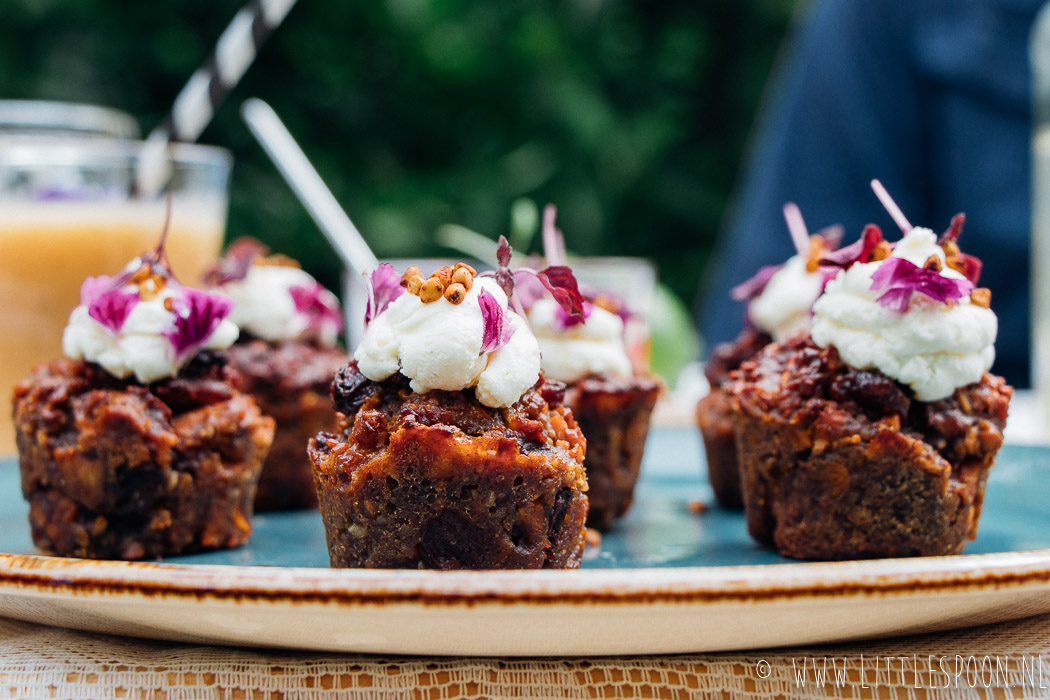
[
  {"x1": 309, "y1": 363, "x2": 588, "y2": 569},
  {"x1": 724, "y1": 334, "x2": 1012, "y2": 560}
]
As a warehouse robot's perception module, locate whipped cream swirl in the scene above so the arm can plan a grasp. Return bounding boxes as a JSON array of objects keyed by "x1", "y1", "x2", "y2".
[
  {"x1": 748, "y1": 254, "x2": 826, "y2": 342},
  {"x1": 527, "y1": 298, "x2": 632, "y2": 384},
  {"x1": 216, "y1": 264, "x2": 342, "y2": 347},
  {"x1": 355, "y1": 276, "x2": 540, "y2": 408},
  {"x1": 63, "y1": 258, "x2": 238, "y2": 384},
  {"x1": 811, "y1": 227, "x2": 996, "y2": 401}
]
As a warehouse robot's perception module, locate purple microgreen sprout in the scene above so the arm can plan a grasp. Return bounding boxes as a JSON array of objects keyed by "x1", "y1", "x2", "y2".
[
  {"x1": 935, "y1": 212, "x2": 982, "y2": 285},
  {"x1": 87, "y1": 288, "x2": 140, "y2": 335},
  {"x1": 489, "y1": 234, "x2": 584, "y2": 322},
  {"x1": 495, "y1": 235, "x2": 515, "y2": 297},
  {"x1": 782, "y1": 202, "x2": 811, "y2": 256},
  {"x1": 164, "y1": 288, "x2": 233, "y2": 357},
  {"x1": 730, "y1": 264, "x2": 782, "y2": 301},
  {"x1": 364, "y1": 263, "x2": 405, "y2": 326},
  {"x1": 203, "y1": 237, "x2": 268, "y2": 286},
  {"x1": 871, "y1": 179, "x2": 912, "y2": 234},
  {"x1": 478, "y1": 288, "x2": 516, "y2": 353},
  {"x1": 937, "y1": 213, "x2": 966, "y2": 245},
  {"x1": 291, "y1": 281, "x2": 344, "y2": 333},
  {"x1": 868, "y1": 256, "x2": 973, "y2": 313}
]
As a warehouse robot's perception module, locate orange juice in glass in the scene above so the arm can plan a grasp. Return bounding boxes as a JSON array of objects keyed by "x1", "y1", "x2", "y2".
[{"x1": 0, "y1": 138, "x2": 231, "y2": 453}]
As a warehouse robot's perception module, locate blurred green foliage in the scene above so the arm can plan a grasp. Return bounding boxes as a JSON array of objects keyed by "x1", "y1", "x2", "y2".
[{"x1": 0, "y1": 0, "x2": 798, "y2": 321}]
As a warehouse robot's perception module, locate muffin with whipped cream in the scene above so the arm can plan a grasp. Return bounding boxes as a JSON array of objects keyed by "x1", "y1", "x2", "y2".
[
  {"x1": 308, "y1": 247, "x2": 589, "y2": 569},
  {"x1": 519, "y1": 206, "x2": 661, "y2": 531},
  {"x1": 206, "y1": 238, "x2": 348, "y2": 510},
  {"x1": 698, "y1": 204, "x2": 841, "y2": 508},
  {"x1": 725, "y1": 205, "x2": 1011, "y2": 560},
  {"x1": 13, "y1": 239, "x2": 274, "y2": 560}
]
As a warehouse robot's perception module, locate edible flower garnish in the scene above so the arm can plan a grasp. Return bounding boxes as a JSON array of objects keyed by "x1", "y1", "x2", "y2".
[
  {"x1": 364, "y1": 263, "x2": 405, "y2": 325},
  {"x1": 869, "y1": 257, "x2": 974, "y2": 313},
  {"x1": 291, "y1": 281, "x2": 345, "y2": 334},
  {"x1": 730, "y1": 203, "x2": 845, "y2": 303},
  {"x1": 478, "y1": 288, "x2": 516, "y2": 353},
  {"x1": 937, "y1": 213, "x2": 982, "y2": 284},
  {"x1": 489, "y1": 234, "x2": 585, "y2": 322},
  {"x1": 87, "y1": 288, "x2": 139, "y2": 335},
  {"x1": 70, "y1": 203, "x2": 238, "y2": 364},
  {"x1": 819, "y1": 224, "x2": 885, "y2": 270},
  {"x1": 164, "y1": 288, "x2": 234, "y2": 357},
  {"x1": 202, "y1": 237, "x2": 268, "y2": 286},
  {"x1": 863, "y1": 180, "x2": 983, "y2": 312}
]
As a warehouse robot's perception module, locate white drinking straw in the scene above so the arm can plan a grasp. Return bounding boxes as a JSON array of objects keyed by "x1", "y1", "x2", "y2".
[
  {"x1": 241, "y1": 98, "x2": 379, "y2": 278},
  {"x1": 871, "y1": 179, "x2": 913, "y2": 233}
]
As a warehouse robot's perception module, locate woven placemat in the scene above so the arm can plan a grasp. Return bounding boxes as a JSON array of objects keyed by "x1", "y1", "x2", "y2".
[{"x1": 3, "y1": 612, "x2": 1050, "y2": 699}]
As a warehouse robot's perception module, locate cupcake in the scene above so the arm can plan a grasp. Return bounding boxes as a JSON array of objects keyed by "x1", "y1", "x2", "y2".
[
  {"x1": 698, "y1": 204, "x2": 841, "y2": 508},
  {"x1": 206, "y1": 238, "x2": 348, "y2": 510},
  {"x1": 522, "y1": 205, "x2": 661, "y2": 531},
  {"x1": 726, "y1": 194, "x2": 1011, "y2": 560},
  {"x1": 308, "y1": 247, "x2": 589, "y2": 569},
  {"x1": 13, "y1": 237, "x2": 274, "y2": 560}
]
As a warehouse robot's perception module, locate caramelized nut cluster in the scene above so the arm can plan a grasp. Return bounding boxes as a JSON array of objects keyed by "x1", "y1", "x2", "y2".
[
  {"x1": 870, "y1": 240, "x2": 892, "y2": 261},
  {"x1": 129, "y1": 262, "x2": 169, "y2": 303},
  {"x1": 400, "y1": 262, "x2": 477, "y2": 305}
]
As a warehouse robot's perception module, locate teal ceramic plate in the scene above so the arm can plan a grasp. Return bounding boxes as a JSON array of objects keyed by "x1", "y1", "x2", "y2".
[{"x1": 0, "y1": 428, "x2": 1049, "y2": 656}]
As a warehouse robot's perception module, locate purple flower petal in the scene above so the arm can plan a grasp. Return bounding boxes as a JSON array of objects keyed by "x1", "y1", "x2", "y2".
[
  {"x1": 869, "y1": 256, "x2": 974, "y2": 312},
  {"x1": 88, "y1": 288, "x2": 139, "y2": 334},
  {"x1": 364, "y1": 263, "x2": 405, "y2": 326},
  {"x1": 291, "y1": 281, "x2": 345, "y2": 334},
  {"x1": 203, "y1": 237, "x2": 267, "y2": 286},
  {"x1": 164, "y1": 288, "x2": 233, "y2": 357},
  {"x1": 730, "y1": 264, "x2": 782, "y2": 301},
  {"x1": 478, "y1": 288, "x2": 516, "y2": 353},
  {"x1": 536, "y1": 265, "x2": 586, "y2": 320},
  {"x1": 820, "y1": 224, "x2": 884, "y2": 269},
  {"x1": 553, "y1": 300, "x2": 594, "y2": 330},
  {"x1": 80, "y1": 275, "x2": 118, "y2": 307}
]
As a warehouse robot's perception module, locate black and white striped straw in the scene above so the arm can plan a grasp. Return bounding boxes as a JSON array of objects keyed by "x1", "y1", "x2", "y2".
[{"x1": 137, "y1": 0, "x2": 298, "y2": 194}]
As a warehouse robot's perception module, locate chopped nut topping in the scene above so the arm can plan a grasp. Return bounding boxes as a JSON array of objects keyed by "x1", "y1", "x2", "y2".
[
  {"x1": 433, "y1": 266, "x2": 453, "y2": 289},
  {"x1": 444, "y1": 282, "x2": 466, "y2": 304},
  {"x1": 419, "y1": 278, "x2": 444, "y2": 303},
  {"x1": 263, "y1": 254, "x2": 301, "y2": 269},
  {"x1": 805, "y1": 236, "x2": 827, "y2": 273},
  {"x1": 451, "y1": 266, "x2": 474, "y2": 291},
  {"x1": 592, "y1": 295, "x2": 620, "y2": 315},
  {"x1": 400, "y1": 265, "x2": 422, "y2": 288},
  {"x1": 970, "y1": 287, "x2": 991, "y2": 308},
  {"x1": 138, "y1": 273, "x2": 167, "y2": 301},
  {"x1": 871, "y1": 240, "x2": 893, "y2": 261},
  {"x1": 923, "y1": 255, "x2": 943, "y2": 272},
  {"x1": 405, "y1": 273, "x2": 425, "y2": 295},
  {"x1": 454, "y1": 262, "x2": 477, "y2": 276},
  {"x1": 163, "y1": 297, "x2": 176, "y2": 313},
  {"x1": 129, "y1": 263, "x2": 151, "y2": 285}
]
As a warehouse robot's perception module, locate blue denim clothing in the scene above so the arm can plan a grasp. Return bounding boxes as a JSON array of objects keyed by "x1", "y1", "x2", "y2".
[{"x1": 699, "y1": 0, "x2": 1045, "y2": 386}]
